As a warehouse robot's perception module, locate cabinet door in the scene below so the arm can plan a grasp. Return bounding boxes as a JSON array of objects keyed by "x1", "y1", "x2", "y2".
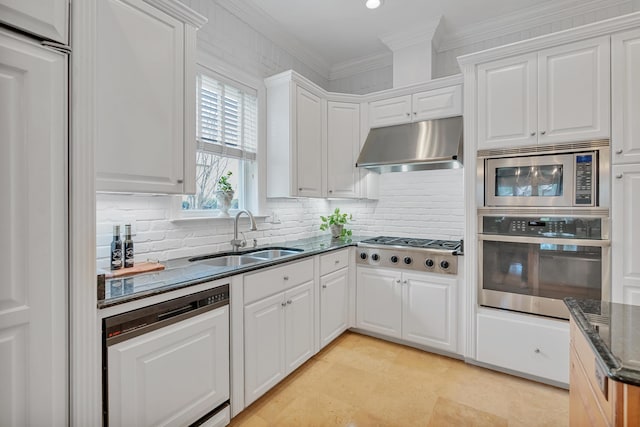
[
  {"x1": 0, "y1": 0, "x2": 68, "y2": 43},
  {"x1": 320, "y1": 268, "x2": 349, "y2": 349},
  {"x1": 244, "y1": 293, "x2": 286, "y2": 406},
  {"x1": 327, "y1": 101, "x2": 360, "y2": 198},
  {"x1": 611, "y1": 165, "x2": 640, "y2": 304},
  {"x1": 477, "y1": 53, "x2": 537, "y2": 150},
  {"x1": 284, "y1": 281, "x2": 315, "y2": 374},
  {"x1": 356, "y1": 267, "x2": 402, "y2": 338},
  {"x1": 108, "y1": 307, "x2": 230, "y2": 427},
  {"x1": 538, "y1": 36, "x2": 610, "y2": 144},
  {"x1": 612, "y1": 28, "x2": 640, "y2": 165},
  {"x1": 0, "y1": 31, "x2": 67, "y2": 427},
  {"x1": 96, "y1": 0, "x2": 186, "y2": 194},
  {"x1": 368, "y1": 95, "x2": 411, "y2": 128},
  {"x1": 295, "y1": 85, "x2": 324, "y2": 197},
  {"x1": 412, "y1": 85, "x2": 462, "y2": 121},
  {"x1": 402, "y1": 272, "x2": 457, "y2": 353}
]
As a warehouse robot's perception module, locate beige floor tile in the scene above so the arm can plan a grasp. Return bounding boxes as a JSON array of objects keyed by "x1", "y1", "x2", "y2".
[{"x1": 229, "y1": 332, "x2": 569, "y2": 427}]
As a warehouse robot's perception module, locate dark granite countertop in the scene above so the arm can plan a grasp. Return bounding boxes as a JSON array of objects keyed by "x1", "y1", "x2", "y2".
[
  {"x1": 98, "y1": 236, "x2": 363, "y2": 309},
  {"x1": 564, "y1": 297, "x2": 640, "y2": 387}
]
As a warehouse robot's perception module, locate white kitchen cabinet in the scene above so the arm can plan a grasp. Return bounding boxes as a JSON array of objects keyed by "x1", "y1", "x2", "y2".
[
  {"x1": 368, "y1": 85, "x2": 462, "y2": 129},
  {"x1": 356, "y1": 267, "x2": 457, "y2": 353},
  {"x1": 244, "y1": 259, "x2": 315, "y2": 406},
  {"x1": 0, "y1": 0, "x2": 68, "y2": 43},
  {"x1": 477, "y1": 36, "x2": 610, "y2": 150},
  {"x1": 476, "y1": 309, "x2": 569, "y2": 384},
  {"x1": 611, "y1": 164, "x2": 640, "y2": 305},
  {"x1": 327, "y1": 101, "x2": 360, "y2": 198},
  {"x1": 108, "y1": 307, "x2": 230, "y2": 427},
  {"x1": 265, "y1": 72, "x2": 325, "y2": 198},
  {"x1": 95, "y1": 0, "x2": 205, "y2": 194},
  {"x1": 356, "y1": 267, "x2": 402, "y2": 338},
  {"x1": 612, "y1": 28, "x2": 640, "y2": 165},
  {"x1": 0, "y1": 29, "x2": 68, "y2": 426},
  {"x1": 402, "y1": 272, "x2": 457, "y2": 353},
  {"x1": 320, "y1": 269, "x2": 349, "y2": 348}
]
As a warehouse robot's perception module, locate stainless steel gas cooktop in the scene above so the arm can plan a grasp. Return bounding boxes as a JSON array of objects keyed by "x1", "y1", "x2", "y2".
[{"x1": 356, "y1": 236, "x2": 462, "y2": 275}]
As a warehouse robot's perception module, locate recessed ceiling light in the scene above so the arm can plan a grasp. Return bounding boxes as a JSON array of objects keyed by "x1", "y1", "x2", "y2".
[{"x1": 365, "y1": 0, "x2": 382, "y2": 9}]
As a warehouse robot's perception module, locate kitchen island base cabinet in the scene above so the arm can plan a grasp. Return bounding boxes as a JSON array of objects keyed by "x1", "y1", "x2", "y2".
[
  {"x1": 356, "y1": 267, "x2": 457, "y2": 353},
  {"x1": 476, "y1": 309, "x2": 569, "y2": 385},
  {"x1": 244, "y1": 281, "x2": 314, "y2": 406}
]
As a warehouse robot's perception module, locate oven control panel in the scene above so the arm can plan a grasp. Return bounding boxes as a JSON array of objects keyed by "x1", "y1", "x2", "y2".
[
  {"x1": 575, "y1": 154, "x2": 594, "y2": 205},
  {"x1": 481, "y1": 216, "x2": 603, "y2": 239}
]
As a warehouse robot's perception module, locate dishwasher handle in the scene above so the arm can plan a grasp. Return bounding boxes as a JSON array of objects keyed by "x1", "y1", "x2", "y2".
[{"x1": 157, "y1": 303, "x2": 196, "y2": 321}]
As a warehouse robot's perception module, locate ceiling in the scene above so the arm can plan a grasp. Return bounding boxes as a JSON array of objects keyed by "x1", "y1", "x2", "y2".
[{"x1": 241, "y1": 0, "x2": 560, "y2": 67}]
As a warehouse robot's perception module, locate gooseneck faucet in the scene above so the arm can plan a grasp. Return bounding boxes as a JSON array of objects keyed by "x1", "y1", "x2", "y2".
[{"x1": 231, "y1": 210, "x2": 258, "y2": 251}]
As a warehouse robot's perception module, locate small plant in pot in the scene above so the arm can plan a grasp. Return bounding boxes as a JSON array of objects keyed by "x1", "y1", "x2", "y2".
[
  {"x1": 215, "y1": 171, "x2": 234, "y2": 217},
  {"x1": 320, "y1": 208, "x2": 353, "y2": 240}
]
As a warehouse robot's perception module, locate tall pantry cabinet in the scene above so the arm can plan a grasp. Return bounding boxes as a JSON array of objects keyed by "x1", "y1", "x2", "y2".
[
  {"x1": 0, "y1": 0, "x2": 69, "y2": 424},
  {"x1": 611, "y1": 28, "x2": 640, "y2": 305}
]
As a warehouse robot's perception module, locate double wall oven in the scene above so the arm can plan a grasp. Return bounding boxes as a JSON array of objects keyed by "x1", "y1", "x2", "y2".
[{"x1": 477, "y1": 141, "x2": 610, "y2": 319}]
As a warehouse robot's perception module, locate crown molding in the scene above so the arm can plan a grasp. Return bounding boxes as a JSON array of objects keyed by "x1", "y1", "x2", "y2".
[
  {"x1": 215, "y1": 0, "x2": 331, "y2": 80},
  {"x1": 379, "y1": 17, "x2": 442, "y2": 51},
  {"x1": 145, "y1": 0, "x2": 208, "y2": 27},
  {"x1": 439, "y1": 0, "x2": 632, "y2": 52},
  {"x1": 329, "y1": 52, "x2": 392, "y2": 81}
]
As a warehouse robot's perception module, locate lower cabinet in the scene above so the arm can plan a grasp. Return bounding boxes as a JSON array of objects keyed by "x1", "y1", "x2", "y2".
[
  {"x1": 320, "y1": 267, "x2": 349, "y2": 348},
  {"x1": 356, "y1": 267, "x2": 457, "y2": 353},
  {"x1": 476, "y1": 308, "x2": 569, "y2": 384},
  {"x1": 244, "y1": 281, "x2": 314, "y2": 406}
]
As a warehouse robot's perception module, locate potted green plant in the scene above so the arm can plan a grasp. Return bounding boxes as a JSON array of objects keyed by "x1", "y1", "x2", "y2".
[
  {"x1": 215, "y1": 171, "x2": 234, "y2": 217},
  {"x1": 320, "y1": 208, "x2": 353, "y2": 239}
]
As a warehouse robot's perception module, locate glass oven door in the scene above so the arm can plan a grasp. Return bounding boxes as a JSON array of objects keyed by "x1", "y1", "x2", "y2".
[{"x1": 478, "y1": 235, "x2": 610, "y2": 319}]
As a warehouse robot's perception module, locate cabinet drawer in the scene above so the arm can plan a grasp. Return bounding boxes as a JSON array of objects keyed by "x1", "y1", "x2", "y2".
[
  {"x1": 320, "y1": 249, "x2": 349, "y2": 276},
  {"x1": 477, "y1": 310, "x2": 569, "y2": 383},
  {"x1": 244, "y1": 258, "x2": 314, "y2": 304}
]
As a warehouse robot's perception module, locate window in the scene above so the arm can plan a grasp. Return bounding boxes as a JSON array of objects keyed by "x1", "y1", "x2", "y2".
[{"x1": 182, "y1": 70, "x2": 258, "y2": 212}]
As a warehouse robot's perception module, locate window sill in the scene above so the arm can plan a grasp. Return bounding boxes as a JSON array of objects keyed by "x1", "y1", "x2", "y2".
[{"x1": 171, "y1": 211, "x2": 269, "y2": 223}]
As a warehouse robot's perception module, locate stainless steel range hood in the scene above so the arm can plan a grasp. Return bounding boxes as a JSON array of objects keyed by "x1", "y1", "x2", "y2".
[{"x1": 356, "y1": 116, "x2": 463, "y2": 173}]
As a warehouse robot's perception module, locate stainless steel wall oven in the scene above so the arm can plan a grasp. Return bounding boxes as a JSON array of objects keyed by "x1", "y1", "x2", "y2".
[{"x1": 477, "y1": 141, "x2": 611, "y2": 319}]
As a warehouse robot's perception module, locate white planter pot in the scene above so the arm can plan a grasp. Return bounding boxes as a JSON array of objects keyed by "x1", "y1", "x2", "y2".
[
  {"x1": 215, "y1": 191, "x2": 234, "y2": 217},
  {"x1": 329, "y1": 224, "x2": 344, "y2": 238}
]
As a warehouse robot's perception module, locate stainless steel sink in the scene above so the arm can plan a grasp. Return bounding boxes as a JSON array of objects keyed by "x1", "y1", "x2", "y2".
[
  {"x1": 197, "y1": 254, "x2": 264, "y2": 267},
  {"x1": 250, "y1": 248, "x2": 303, "y2": 259}
]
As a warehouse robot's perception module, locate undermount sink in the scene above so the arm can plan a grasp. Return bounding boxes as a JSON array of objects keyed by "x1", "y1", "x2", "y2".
[
  {"x1": 196, "y1": 254, "x2": 265, "y2": 267},
  {"x1": 188, "y1": 247, "x2": 303, "y2": 266}
]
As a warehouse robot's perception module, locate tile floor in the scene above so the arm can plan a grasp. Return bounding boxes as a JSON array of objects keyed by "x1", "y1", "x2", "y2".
[{"x1": 230, "y1": 331, "x2": 569, "y2": 426}]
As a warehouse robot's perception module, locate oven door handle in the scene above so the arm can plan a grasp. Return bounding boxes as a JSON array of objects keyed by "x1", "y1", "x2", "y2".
[{"x1": 478, "y1": 234, "x2": 610, "y2": 247}]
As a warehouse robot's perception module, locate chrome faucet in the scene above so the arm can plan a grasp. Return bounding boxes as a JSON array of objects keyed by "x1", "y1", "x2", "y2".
[{"x1": 231, "y1": 210, "x2": 258, "y2": 251}]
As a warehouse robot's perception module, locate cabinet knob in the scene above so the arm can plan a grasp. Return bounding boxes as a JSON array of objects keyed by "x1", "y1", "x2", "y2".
[
  {"x1": 530, "y1": 132, "x2": 536, "y2": 136},
  {"x1": 395, "y1": 279, "x2": 401, "y2": 284},
  {"x1": 322, "y1": 284, "x2": 327, "y2": 289},
  {"x1": 334, "y1": 260, "x2": 340, "y2": 264},
  {"x1": 283, "y1": 276, "x2": 289, "y2": 280},
  {"x1": 177, "y1": 179, "x2": 183, "y2": 184},
  {"x1": 287, "y1": 299, "x2": 292, "y2": 305},
  {"x1": 616, "y1": 149, "x2": 623, "y2": 154},
  {"x1": 329, "y1": 190, "x2": 333, "y2": 193},
  {"x1": 413, "y1": 112, "x2": 417, "y2": 115},
  {"x1": 403, "y1": 280, "x2": 407, "y2": 285},
  {"x1": 298, "y1": 188, "x2": 302, "y2": 191},
  {"x1": 281, "y1": 302, "x2": 287, "y2": 307},
  {"x1": 616, "y1": 173, "x2": 623, "y2": 179},
  {"x1": 406, "y1": 112, "x2": 410, "y2": 117},
  {"x1": 540, "y1": 130, "x2": 546, "y2": 135},
  {"x1": 534, "y1": 348, "x2": 541, "y2": 354}
]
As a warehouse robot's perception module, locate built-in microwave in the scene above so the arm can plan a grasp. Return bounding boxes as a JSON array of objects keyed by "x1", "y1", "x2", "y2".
[{"x1": 480, "y1": 141, "x2": 610, "y2": 208}]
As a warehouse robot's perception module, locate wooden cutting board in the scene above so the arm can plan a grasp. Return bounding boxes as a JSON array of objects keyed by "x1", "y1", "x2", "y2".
[{"x1": 104, "y1": 261, "x2": 165, "y2": 278}]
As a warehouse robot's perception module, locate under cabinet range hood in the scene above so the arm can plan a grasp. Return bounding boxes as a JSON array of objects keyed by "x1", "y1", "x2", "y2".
[{"x1": 356, "y1": 116, "x2": 463, "y2": 173}]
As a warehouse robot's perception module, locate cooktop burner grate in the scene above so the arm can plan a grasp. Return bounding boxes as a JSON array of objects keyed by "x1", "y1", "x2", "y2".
[{"x1": 360, "y1": 236, "x2": 461, "y2": 251}]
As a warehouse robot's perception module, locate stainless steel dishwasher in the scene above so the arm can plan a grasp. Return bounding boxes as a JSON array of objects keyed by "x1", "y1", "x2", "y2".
[{"x1": 103, "y1": 285, "x2": 230, "y2": 427}]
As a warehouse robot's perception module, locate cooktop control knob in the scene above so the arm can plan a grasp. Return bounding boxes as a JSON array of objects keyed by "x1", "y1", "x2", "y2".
[
  {"x1": 403, "y1": 257, "x2": 412, "y2": 265},
  {"x1": 390, "y1": 255, "x2": 399, "y2": 263},
  {"x1": 425, "y1": 259, "x2": 434, "y2": 268},
  {"x1": 371, "y1": 253, "x2": 380, "y2": 261},
  {"x1": 440, "y1": 260, "x2": 450, "y2": 270},
  {"x1": 359, "y1": 252, "x2": 367, "y2": 260}
]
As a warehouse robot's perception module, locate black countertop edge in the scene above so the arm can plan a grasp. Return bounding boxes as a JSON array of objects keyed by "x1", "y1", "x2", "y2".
[
  {"x1": 564, "y1": 297, "x2": 640, "y2": 387},
  {"x1": 97, "y1": 237, "x2": 360, "y2": 309}
]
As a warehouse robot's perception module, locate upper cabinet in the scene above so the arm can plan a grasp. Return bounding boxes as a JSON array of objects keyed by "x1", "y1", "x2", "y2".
[
  {"x1": 368, "y1": 85, "x2": 462, "y2": 128},
  {"x1": 327, "y1": 101, "x2": 360, "y2": 198},
  {"x1": 265, "y1": 73, "x2": 326, "y2": 198},
  {"x1": 612, "y1": 28, "x2": 640, "y2": 165},
  {"x1": 0, "y1": 0, "x2": 68, "y2": 43},
  {"x1": 95, "y1": 0, "x2": 206, "y2": 194},
  {"x1": 477, "y1": 36, "x2": 610, "y2": 150}
]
